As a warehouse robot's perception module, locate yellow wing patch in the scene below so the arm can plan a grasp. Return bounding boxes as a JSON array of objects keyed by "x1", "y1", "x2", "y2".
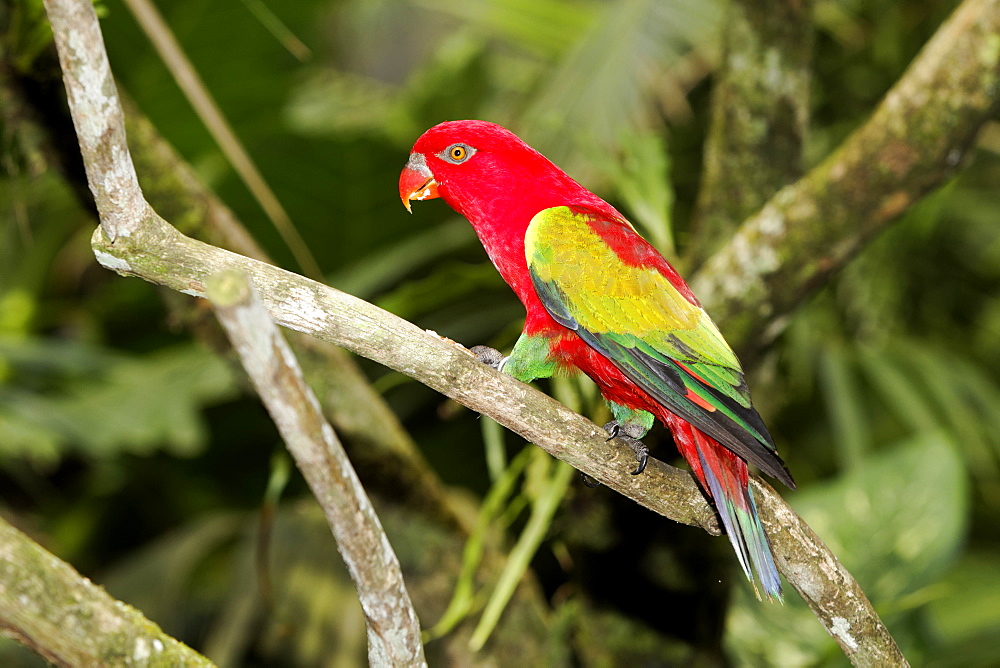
[{"x1": 525, "y1": 206, "x2": 739, "y2": 369}]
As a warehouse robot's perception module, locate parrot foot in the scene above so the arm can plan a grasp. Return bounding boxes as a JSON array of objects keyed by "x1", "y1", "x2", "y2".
[
  {"x1": 603, "y1": 421, "x2": 649, "y2": 476},
  {"x1": 580, "y1": 473, "x2": 601, "y2": 488},
  {"x1": 470, "y1": 345, "x2": 508, "y2": 370}
]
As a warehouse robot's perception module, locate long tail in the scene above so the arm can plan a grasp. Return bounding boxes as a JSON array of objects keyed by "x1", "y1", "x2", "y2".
[{"x1": 665, "y1": 413, "x2": 782, "y2": 601}]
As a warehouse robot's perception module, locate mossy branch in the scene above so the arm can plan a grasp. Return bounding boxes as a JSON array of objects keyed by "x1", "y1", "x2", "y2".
[
  {"x1": 692, "y1": 0, "x2": 1000, "y2": 360},
  {"x1": 0, "y1": 516, "x2": 214, "y2": 667},
  {"x1": 690, "y1": 0, "x2": 813, "y2": 263}
]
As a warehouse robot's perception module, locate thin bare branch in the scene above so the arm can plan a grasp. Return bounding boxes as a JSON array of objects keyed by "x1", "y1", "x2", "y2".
[
  {"x1": 207, "y1": 270, "x2": 426, "y2": 667},
  {"x1": 43, "y1": 0, "x2": 150, "y2": 240}
]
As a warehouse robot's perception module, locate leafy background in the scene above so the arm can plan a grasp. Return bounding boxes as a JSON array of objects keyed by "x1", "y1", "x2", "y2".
[{"x1": 2, "y1": 0, "x2": 999, "y2": 664}]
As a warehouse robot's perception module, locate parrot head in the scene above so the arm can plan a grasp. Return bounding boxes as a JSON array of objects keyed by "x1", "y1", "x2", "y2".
[
  {"x1": 398, "y1": 120, "x2": 572, "y2": 220},
  {"x1": 398, "y1": 121, "x2": 624, "y2": 288}
]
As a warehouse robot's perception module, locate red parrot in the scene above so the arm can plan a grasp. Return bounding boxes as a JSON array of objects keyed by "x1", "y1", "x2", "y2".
[{"x1": 399, "y1": 120, "x2": 794, "y2": 599}]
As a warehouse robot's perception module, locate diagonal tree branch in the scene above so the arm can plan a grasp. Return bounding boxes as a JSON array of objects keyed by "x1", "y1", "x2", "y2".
[
  {"x1": 87, "y1": 213, "x2": 720, "y2": 529},
  {"x1": 207, "y1": 270, "x2": 426, "y2": 667},
  {"x1": 0, "y1": 515, "x2": 214, "y2": 667},
  {"x1": 85, "y1": 205, "x2": 903, "y2": 665},
  {"x1": 692, "y1": 0, "x2": 1000, "y2": 360}
]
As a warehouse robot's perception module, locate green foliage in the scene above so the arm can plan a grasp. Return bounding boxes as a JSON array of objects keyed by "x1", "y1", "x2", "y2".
[
  {"x1": 428, "y1": 375, "x2": 590, "y2": 648},
  {"x1": 924, "y1": 552, "x2": 1000, "y2": 665},
  {"x1": 2, "y1": 0, "x2": 998, "y2": 664},
  {"x1": 0, "y1": 339, "x2": 237, "y2": 463},
  {"x1": 470, "y1": 450, "x2": 574, "y2": 650},
  {"x1": 519, "y1": 0, "x2": 719, "y2": 169},
  {"x1": 424, "y1": 443, "x2": 532, "y2": 642},
  {"x1": 598, "y1": 126, "x2": 677, "y2": 258},
  {"x1": 96, "y1": 504, "x2": 368, "y2": 666}
]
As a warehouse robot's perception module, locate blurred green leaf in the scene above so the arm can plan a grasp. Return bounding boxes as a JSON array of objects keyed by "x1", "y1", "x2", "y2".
[
  {"x1": 818, "y1": 345, "x2": 870, "y2": 472},
  {"x1": 329, "y1": 219, "x2": 475, "y2": 300},
  {"x1": 901, "y1": 343, "x2": 1000, "y2": 480},
  {"x1": 858, "y1": 345, "x2": 941, "y2": 437},
  {"x1": 424, "y1": 445, "x2": 533, "y2": 641},
  {"x1": 101, "y1": 512, "x2": 246, "y2": 636},
  {"x1": 924, "y1": 552, "x2": 1000, "y2": 667},
  {"x1": 376, "y1": 260, "x2": 503, "y2": 319},
  {"x1": 482, "y1": 415, "x2": 507, "y2": 484},
  {"x1": 470, "y1": 451, "x2": 574, "y2": 650},
  {"x1": 283, "y1": 69, "x2": 398, "y2": 137},
  {"x1": 416, "y1": 0, "x2": 598, "y2": 59},
  {"x1": 0, "y1": 342, "x2": 237, "y2": 462},
  {"x1": 522, "y1": 0, "x2": 720, "y2": 172},
  {"x1": 799, "y1": 435, "x2": 967, "y2": 603},
  {"x1": 102, "y1": 504, "x2": 367, "y2": 667},
  {"x1": 598, "y1": 126, "x2": 676, "y2": 258}
]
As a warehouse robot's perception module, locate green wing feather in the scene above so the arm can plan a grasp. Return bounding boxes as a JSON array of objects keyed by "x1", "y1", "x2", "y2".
[{"x1": 526, "y1": 206, "x2": 793, "y2": 487}]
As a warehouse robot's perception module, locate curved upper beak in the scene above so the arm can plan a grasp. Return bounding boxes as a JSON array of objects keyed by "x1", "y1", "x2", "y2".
[{"x1": 399, "y1": 153, "x2": 439, "y2": 213}]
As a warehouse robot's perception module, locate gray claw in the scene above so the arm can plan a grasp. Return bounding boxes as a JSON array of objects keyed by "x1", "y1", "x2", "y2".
[
  {"x1": 603, "y1": 421, "x2": 649, "y2": 476},
  {"x1": 470, "y1": 345, "x2": 507, "y2": 369}
]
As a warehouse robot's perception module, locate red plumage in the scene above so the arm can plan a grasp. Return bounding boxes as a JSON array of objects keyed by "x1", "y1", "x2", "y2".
[{"x1": 400, "y1": 120, "x2": 791, "y2": 599}]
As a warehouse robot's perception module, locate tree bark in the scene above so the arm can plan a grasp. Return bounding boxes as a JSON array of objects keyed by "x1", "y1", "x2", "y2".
[
  {"x1": 690, "y1": 0, "x2": 814, "y2": 265},
  {"x1": 208, "y1": 271, "x2": 426, "y2": 666},
  {"x1": 0, "y1": 516, "x2": 214, "y2": 667},
  {"x1": 692, "y1": 0, "x2": 1000, "y2": 362}
]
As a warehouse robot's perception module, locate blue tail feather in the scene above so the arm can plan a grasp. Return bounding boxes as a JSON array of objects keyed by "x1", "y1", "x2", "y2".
[{"x1": 698, "y1": 450, "x2": 783, "y2": 601}]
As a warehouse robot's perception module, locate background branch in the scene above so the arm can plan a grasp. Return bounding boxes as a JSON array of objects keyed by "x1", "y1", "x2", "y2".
[
  {"x1": 0, "y1": 515, "x2": 213, "y2": 667},
  {"x1": 690, "y1": 0, "x2": 813, "y2": 264},
  {"x1": 692, "y1": 0, "x2": 1000, "y2": 359},
  {"x1": 207, "y1": 270, "x2": 425, "y2": 667}
]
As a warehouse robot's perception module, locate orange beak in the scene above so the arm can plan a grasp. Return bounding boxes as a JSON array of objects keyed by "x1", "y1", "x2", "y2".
[{"x1": 399, "y1": 153, "x2": 439, "y2": 212}]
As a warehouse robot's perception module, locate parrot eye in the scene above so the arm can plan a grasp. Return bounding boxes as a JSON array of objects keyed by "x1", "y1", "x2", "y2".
[{"x1": 440, "y1": 144, "x2": 475, "y2": 164}]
